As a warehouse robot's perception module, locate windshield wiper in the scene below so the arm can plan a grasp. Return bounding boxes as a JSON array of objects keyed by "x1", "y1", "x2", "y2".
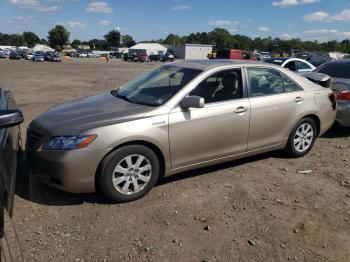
[
  {"x1": 111, "y1": 90, "x2": 156, "y2": 107},
  {"x1": 111, "y1": 90, "x2": 135, "y2": 103}
]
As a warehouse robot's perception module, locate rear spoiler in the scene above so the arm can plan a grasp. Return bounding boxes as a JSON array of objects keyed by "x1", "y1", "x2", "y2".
[{"x1": 300, "y1": 72, "x2": 332, "y2": 88}]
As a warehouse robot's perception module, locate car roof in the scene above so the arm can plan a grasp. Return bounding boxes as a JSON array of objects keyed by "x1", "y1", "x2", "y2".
[
  {"x1": 168, "y1": 59, "x2": 266, "y2": 71},
  {"x1": 263, "y1": 57, "x2": 289, "y2": 62},
  {"x1": 323, "y1": 59, "x2": 350, "y2": 65}
]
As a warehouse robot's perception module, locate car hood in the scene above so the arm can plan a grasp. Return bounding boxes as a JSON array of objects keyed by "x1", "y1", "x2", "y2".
[{"x1": 31, "y1": 92, "x2": 153, "y2": 135}]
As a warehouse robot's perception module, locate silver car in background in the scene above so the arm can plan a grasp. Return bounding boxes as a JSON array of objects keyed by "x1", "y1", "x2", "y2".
[
  {"x1": 27, "y1": 60, "x2": 336, "y2": 203},
  {"x1": 315, "y1": 60, "x2": 350, "y2": 127}
]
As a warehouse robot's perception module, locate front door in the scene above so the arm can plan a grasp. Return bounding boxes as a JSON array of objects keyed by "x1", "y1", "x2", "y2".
[{"x1": 168, "y1": 69, "x2": 250, "y2": 169}]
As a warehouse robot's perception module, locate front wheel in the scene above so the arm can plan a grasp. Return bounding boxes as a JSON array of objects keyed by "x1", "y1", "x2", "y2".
[
  {"x1": 284, "y1": 117, "x2": 317, "y2": 157},
  {"x1": 99, "y1": 145, "x2": 160, "y2": 203}
]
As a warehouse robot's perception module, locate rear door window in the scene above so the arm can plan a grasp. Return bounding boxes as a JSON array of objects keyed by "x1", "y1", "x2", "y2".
[
  {"x1": 247, "y1": 68, "x2": 284, "y2": 97},
  {"x1": 282, "y1": 75, "x2": 303, "y2": 92}
]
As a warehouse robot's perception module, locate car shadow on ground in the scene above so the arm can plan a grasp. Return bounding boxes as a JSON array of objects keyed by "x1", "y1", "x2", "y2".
[
  {"x1": 322, "y1": 123, "x2": 350, "y2": 139},
  {"x1": 16, "y1": 151, "x2": 274, "y2": 207}
]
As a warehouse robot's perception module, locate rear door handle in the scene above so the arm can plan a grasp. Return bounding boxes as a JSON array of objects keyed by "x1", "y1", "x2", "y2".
[
  {"x1": 234, "y1": 106, "x2": 248, "y2": 114},
  {"x1": 293, "y1": 96, "x2": 304, "y2": 103}
]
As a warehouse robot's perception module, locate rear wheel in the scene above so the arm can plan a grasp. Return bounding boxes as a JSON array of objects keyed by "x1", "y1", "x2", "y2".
[
  {"x1": 0, "y1": 209, "x2": 23, "y2": 262},
  {"x1": 99, "y1": 145, "x2": 160, "y2": 203},
  {"x1": 284, "y1": 117, "x2": 317, "y2": 157}
]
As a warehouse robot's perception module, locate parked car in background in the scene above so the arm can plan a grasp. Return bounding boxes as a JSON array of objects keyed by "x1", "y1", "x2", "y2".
[
  {"x1": 111, "y1": 52, "x2": 123, "y2": 58},
  {"x1": 149, "y1": 54, "x2": 161, "y2": 62},
  {"x1": 18, "y1": 50, "x2": 27, "y2": 59},
  {"x1": 0, "y1": 52, "x2": 6, "y2": 59},
  {"x1": 294, "y1": 52, "x2": 332, "y2": 67},
  {"x1": 254, "y1": 53, "x2": 262, "y2": 61},
  {"x1": 48, "y1": 54, "x2": 61, "y2": 62},
  {"x1": 216, "y1": 49, "x2": 257, "y2": 61},
  {"x1": 136, "y1": 53, "x2": 149, "y2": 62},
  {"x1": 25, "y1": 53, "x2": 34, "y2": 60},
  {"x1": 129, "y1": 53, "x2": 138, "y2": 62},
  {"x1": 32, "y1": 54, "x2": 44, "y2": 62},
  {"x1": 9, "y1": 52, "x2": 21, "y2": 60},
  {"x1": 88, "y1": 52, "x2": 99, "y2": 58},
  {"x1": 44, "y1": 52, "x2": 53, "y2": 61},
  {"x1": 79, "y1": 52, "x2": 88, "y2": 58},
  {"x1": 3, "y1": 50, "x2": 10, "y2": 57},
  {"x1": 263, "y1": 57, "x2": 316, "y2": 72},
  {"x1": 0, "y1": 87, "x2": 24, "y2": 261},
  {"x1": 122, "y1": 53, "x2": 129, "y2": 61},
  {"x1": 161, "y1": 53, "x2": 175, "y2": 62},
  {"x1": 65, "y1": 51, "x2": 77, "y2": 57},
  {"x1": 314, "y1": 59, "x2": 350, "y2": 127},
  {"x1": 207, "y1": 51, "x2": 217, "y2": 59},
  {"x1": 27, "y1": 60, "x2": 336, "y2": 203},
  {"x1": 260, "y1": 52, "x2": 271, "y2": 59},
  {"x1": 342, "y1": 54, "x2": 350, "y2": 59}
]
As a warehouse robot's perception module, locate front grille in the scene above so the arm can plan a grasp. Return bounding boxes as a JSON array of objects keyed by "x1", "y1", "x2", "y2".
[{"x1": 27, "y1": 128, "x2": 45, "y2": 150}]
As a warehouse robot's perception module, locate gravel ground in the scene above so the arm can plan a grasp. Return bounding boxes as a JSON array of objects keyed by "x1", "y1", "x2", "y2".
[{"x1": 0, "y1": 58, "x2": 349, "y2": 262}]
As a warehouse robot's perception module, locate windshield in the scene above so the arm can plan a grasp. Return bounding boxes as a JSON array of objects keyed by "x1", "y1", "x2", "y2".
[{"x1": 112, "y1": 65, "x2": 202, "y2": 107}]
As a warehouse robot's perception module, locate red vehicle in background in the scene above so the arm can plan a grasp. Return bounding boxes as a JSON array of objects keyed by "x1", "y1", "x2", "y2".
[
  {"x1": 136, "y1": 53, "x2": 149, "y2": 62},
  {"x1": 216, "y1": 49, "x2": 256, "y2": 61}
]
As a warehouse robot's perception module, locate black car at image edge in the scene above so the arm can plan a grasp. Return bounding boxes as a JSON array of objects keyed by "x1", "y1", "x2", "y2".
[{"x1": 0, "y1": 87, "x2": 24, "y2": 261}]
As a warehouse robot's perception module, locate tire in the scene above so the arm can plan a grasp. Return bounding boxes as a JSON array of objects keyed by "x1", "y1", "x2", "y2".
[
  {"x1": 6, "y1": 149, "x2": 19, "y2": 218},
  {"x1": 284, "y1": 117, "x2": 317, "y2": 157},
  {"x1": 0, "y1": 209, "x2": 23, "y2": 262},
  {"x1": 99, "y1": 145, "x2": 160, "y2": 203}
]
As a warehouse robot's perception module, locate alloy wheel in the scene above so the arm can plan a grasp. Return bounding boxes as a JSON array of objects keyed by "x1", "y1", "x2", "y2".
[
  {"x1": 112, "y1": 154, "x2": 152, "y2": 195},
  {"x1": 293, "y1": 123, "x2": 314, "y2": 153}
]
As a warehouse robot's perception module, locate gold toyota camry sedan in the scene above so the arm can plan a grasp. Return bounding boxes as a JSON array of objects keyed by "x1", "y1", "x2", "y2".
[{"x1": 27, "y1": 60, "x2": 337, "y2": 202}]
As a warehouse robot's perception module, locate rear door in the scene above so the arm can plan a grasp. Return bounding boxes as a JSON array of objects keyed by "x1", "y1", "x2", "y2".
[{"x1": 246, "y1": 67, "x2": 306, "y2": 150}]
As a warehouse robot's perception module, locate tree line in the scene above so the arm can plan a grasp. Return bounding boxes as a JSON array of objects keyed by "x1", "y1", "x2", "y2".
[
  {"x1": 1, "y1": 26, "x2": 350, "y2": 54},
  {"x1": 0, "y1": 25, "x2": 136, "y2": 51},
  {"x1": 159, "y1": 28, "x2": 350, "y2": 54}
]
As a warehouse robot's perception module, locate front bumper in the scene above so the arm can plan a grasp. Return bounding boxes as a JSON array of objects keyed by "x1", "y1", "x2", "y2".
[
  {"x1": 28, "y1": 147, "x2": 111, "y2": 193},
  {"x1": 336, "y1": 100, "x2": 350, "y2": 127}
]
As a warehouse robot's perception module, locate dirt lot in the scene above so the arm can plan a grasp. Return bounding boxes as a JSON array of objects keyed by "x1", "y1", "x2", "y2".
[{"x1": 0, "y1": 58, "x2": 349, "y2": 262}]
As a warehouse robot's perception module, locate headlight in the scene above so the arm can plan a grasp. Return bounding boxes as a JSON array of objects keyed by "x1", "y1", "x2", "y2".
[{"x1": 43, "y1": 135, "x2": 97, "y2": 150}]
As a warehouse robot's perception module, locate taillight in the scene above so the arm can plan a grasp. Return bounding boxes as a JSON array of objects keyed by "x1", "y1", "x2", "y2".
[
  {"x1": 337, "y1": 90, "x2": 350, "y2": 101},
  {"x1": 329, "y1": 93, "x2": 337, "y2": 111}
]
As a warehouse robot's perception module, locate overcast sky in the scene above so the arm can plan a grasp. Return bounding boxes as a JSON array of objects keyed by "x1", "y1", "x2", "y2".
[{"x1": 1, "y1": 0, "x2": 350, "y2": 42}]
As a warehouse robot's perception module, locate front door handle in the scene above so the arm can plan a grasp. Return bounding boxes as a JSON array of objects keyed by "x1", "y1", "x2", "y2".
[
  {"x1": 234, "y1": 106, "x2": 248, "y2": 114},
  {"x1": 293, "y1": 96, "x2": 304, "y2": 103}
]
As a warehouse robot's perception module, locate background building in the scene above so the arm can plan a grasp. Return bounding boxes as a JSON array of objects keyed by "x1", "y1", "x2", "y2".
[
  {"x1": 129, "y1": 43, "x2": 167, "y2": 55},
  {"x1": 169, "y1": 44, "x2": 213, "y2": 60},
  {"x1": 32, "y1": 44, "x2": 55, "y2": 52}
]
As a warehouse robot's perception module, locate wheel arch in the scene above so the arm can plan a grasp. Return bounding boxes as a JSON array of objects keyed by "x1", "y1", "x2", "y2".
[
  {"x1": 302, "y1": 114, "x2": 321, "y2": 137},
  {"x1": 95, "y1": 140, "x2": 167, "y2": 191}
]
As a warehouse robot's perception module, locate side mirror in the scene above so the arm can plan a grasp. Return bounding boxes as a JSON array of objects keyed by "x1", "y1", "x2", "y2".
[
  {"x1": 0, "y1": 110, "x2": 24, "y2": 129},
  {"x1": 180, "y1": 96, "x2": 205, "y2": 109}
]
